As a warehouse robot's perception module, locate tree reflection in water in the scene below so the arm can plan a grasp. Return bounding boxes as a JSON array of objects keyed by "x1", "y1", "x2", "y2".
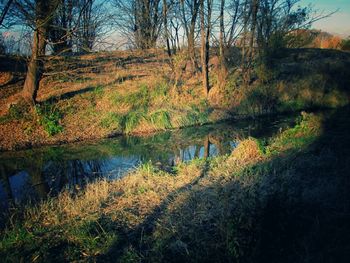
[{"x1": 0, "y1": 113, "x2": 297, "y2": 211}]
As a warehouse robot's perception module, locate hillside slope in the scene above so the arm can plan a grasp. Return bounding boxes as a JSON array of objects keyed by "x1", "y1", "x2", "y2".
[{"x1": 0, "y1": 48, "x2": 349, "y2": 151}]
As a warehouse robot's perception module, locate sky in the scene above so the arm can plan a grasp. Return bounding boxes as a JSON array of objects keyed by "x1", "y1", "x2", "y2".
[{"x1": 300, "y1": 0, "x2": 350, "y2": 36}]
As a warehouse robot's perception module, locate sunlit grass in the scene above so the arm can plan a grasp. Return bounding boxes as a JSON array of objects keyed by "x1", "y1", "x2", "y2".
[
  {"x1": 0, "y1": 112, "x2": 326, "y2": 261},
  {"x1": 97, "y1": 79, "x2": 215, "y2": 134}
]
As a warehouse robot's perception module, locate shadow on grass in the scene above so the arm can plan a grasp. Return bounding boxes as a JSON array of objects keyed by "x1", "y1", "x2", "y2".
[
  {"x1": 45, "y1": 52, "x2": 161, "y2": 75},
  {"x1": 1, "y1": 107, "x2": 349, "y2": 262},
  {"x1": 97, "y1": 106, "x2": 350, "y2": 262},
  {"x1": 40, "y1": 74, "x2": 146, "y2": 103}
]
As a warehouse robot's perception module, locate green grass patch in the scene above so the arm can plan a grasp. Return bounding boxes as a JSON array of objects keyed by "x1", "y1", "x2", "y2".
[
  {"x1": 113, "y1": 81, "x2": 170, "y2": 111},
  {"x1": 91, "y1": 85, "x2": 104, "y2": 97},
  {"x1": 100, "y1": 109, "x2": 172, "y2": 133},
  {"x1": 84, "y1": 85, "x2": 105, "y2": 106},
  {"x1": 0, "y1": 115, "x2": 11, "y2": 124},
  {"x1": 149, "y1": 110, "x2": 172, "y2": 130},
  {"x1": 65, "y1": 219, "x2": 116, "y2": 257},
  {"x1": 0, "y1": 110, "x2": 331, "y2": 262},
  {"x1": 150, "y1": 81, "x2": 169, "y2": 98},
  {"x1": 0, "y1": 101, "x2": 31, "y2": 124},
  {"x1": 180, "y1": 102, "x2": 213, "y2": 127},
  {"x1": 35, "y1": 103, "x2": 63, "y2": 136},
  {"x1": 124, "y1": 111, "x2": 146, "y2": 133},
  {"x1": 114, "y1": 84, "x2": 149, "y2": 109},
  {"x1": 266, "y1": 112, "x2": 322, "y2": 155},
  {"x1": 0, "y1": 225, "x2": 35, "y2": 252},
  {"x1": 100, "y1": 112, "x2": 125, "y2": 130}
]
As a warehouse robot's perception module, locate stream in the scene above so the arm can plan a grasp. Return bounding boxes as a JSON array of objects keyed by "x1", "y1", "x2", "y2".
[{"x1": 0, "y1": 113, "x2": 298, "y2": 212}]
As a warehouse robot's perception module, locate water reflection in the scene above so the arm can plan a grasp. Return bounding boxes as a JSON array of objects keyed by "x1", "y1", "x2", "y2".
[{"x1": 0, "y1": 114, "x2": 297, "y2": 211}]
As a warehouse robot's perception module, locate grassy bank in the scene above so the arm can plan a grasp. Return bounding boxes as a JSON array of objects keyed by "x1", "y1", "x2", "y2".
[
  {"x1": 209, "y1": 48, "x2": 350, "y2": 115},
  {"x1": 0, "y1": 50, "x2": 229, "y2": 151},
  {"x1": 1, "y1": 107, "x2": 349, "y2": 262},
  {"x1": 1, "y1": 48, "x2": 349, "y2": 151}
]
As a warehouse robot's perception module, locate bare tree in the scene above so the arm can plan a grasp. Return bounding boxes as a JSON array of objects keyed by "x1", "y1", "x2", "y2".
[
  {"x1": 256, "y1": 0, "x2": 327, "y2": 61},
  {"x1": 76, "y1": 0, "x2": 97, "y2": 52},
  {"x1": 180, "y1": 0, "x2": 200, "y2": 70},
  {"x1": 49, "y1": 0, "x2": 112, "y2": 54},
  {"x1": 114, "y1": 0, "x2": 162, "y2": 49},
  {"x1": 216, "y1": 0, "x2": 244, "y2": 86},
  {"x1": 200, "y1": 0, "x2": 212, "y2": 96},
  {"x1": 49, "y1": 0, "x2": 73, "y2": 54},
  {"x1": 21, "y1": 0, "x2": 59, "y2": 105},
  {"x1": 168, "y1": 1, "x2": 181, "y2": 52},
  {"x1": 162, "y1": 0, "x2": 172, "y2": 57}
]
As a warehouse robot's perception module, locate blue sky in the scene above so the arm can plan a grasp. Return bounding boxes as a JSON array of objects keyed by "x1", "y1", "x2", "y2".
[{"x1": 300, "y1": 0, "x2": 350, "y2": 36}]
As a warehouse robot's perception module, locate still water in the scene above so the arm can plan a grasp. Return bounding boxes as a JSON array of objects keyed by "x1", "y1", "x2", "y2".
[{"x1": 0, "y1": 114, "x2": 298, "y2": 211}]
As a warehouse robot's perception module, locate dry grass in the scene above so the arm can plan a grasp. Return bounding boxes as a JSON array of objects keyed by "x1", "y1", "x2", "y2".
[
  {"x1": 0, "y1": 50, "x2": 227, "y2": 150},
  {"x1": 1, "y1": 48, "x2": 349, "y2": 150},
  {"x1": 0, "y1": 112, "x2": 328, "y2": 262},
  {"x1": 230, "y1": 138, "x2": 264, "y2": 165}
]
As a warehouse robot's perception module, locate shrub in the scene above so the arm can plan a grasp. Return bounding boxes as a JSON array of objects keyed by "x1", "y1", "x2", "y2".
[
  {"x1": 255, "y1": 63, "x2": 276, "y2": 84},
  {"x1": 240, "y1": 85, "x2": 279, "y2": 116}
]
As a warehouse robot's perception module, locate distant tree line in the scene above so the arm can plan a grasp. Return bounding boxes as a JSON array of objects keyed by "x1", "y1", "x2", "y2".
[{"x1": 0, "y1": 0, "x2": 338, "y2": 105}]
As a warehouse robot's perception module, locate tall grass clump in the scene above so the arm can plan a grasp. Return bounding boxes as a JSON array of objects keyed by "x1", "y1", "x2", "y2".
[
  {"x1": 180, "y1": 101, "x2": 213, "y2": 127},
  {"x1": 231, "y1": 138, "x2": 265, "y2": 164},
  {"x1": 148, "y1": 110, "x2": 172, "y2": 130},
  {"x1": 112, "y1": 80, "x2": 171, "y2": 111},
  {"x1": 114, "y1": 84, "x2": 149, "y2": 109},
  {"x1": 139, "y1": 160, "x2": 157, "y2": 175},
  {"x1": 100, "y1": 112, "x2": 125, "y2": 130},
  {"x1": 124, "y1": 111, "x2": 146, "y2": 133},
  {"x1": 64, "y1": 219, "x2": 116, "y2": 258},
  {"x1": 266, "y1": 112, "x2": 322, "y2": 155},
  {"x1": 0, "y1": 179, "x2": 118, "y2": 261},
  {"x1": 151, "y1": 81, "x2": 169, "y2": 98}
]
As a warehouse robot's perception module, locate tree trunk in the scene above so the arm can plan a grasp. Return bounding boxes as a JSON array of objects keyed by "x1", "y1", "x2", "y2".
[
  {"x1": 188, "y1": 25, "x2": 197, "y2": 70},
  {"x1": 241, "y1": 0, "x2": 249, "y2": 72},
  {"x1": 22, "y1": 0, "x2": 57, "y2": 105},
  {"x1": 248, "y1": 0, "x2": 259, "y2": 63},
  {"x1": 218, "y1": 0, "x2": 227, "y2": 87},
  {"x1": 22, "y1": 27, "x2": 47, "y2": 105},
  {"x1": 181, "y1": 0, "x2": 199, "y2": 72},
  {"x1": 246, "y1": 0, "x2": 259, "y2": 81},
  {"x1": 162, "y1": 0, "x2": 171, "y2": 57},
  {"x1": 200, "y1": 0, "x2": 211, "y2": 96},
  {"x1": 203, "y1": 136, "x2": 210, "y2": 158}
]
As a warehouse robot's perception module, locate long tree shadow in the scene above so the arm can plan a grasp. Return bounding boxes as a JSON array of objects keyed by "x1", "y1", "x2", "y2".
[
  {"x1": 40, "y1": 74, "x2": 145, "y2": 103},
  {"x1": 254, "y1": 106, "x2": 350, "y2": 263},
  {"x1": 97, "y1": 159, "x2": 211, "y2": 262},
  {"x1": 1, "y1": 107, "x2": 348, "y2": 262},
  {"x1": 44, "y1": 52, "x2": 160, "y2": 75},
  {"x1": 97, "y1": 106, "x2": 350, "y2": 262}
]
